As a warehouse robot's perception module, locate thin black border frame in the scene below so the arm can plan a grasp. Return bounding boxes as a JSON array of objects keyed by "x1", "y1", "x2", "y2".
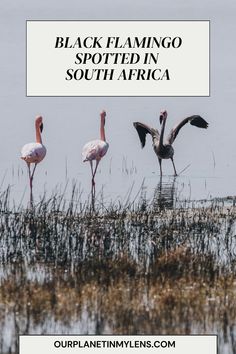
[{"x1": 26, "y1": 20, "x2": 210, "y2": 98}]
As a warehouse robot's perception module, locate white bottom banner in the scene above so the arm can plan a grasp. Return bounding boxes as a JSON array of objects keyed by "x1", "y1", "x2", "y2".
[{"x1": 19, "y1": 335, "x2": 217, "y2": 354}]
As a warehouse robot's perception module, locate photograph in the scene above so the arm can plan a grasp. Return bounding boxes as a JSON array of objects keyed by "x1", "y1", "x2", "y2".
[{"x1": 0, "y1": 1, "x2": 235, "y2": 353}]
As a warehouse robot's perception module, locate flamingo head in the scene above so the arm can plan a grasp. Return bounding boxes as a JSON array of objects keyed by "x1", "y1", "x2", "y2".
[
  {"x1": 35, "y1": 116, "x2": 43, "y2": 132},
  {"x1": 100, "y1": 110, "x2": 106, "y2": 125},
  {"x1": 159, "y1": 110, "x2": 167, "y2": 125}
]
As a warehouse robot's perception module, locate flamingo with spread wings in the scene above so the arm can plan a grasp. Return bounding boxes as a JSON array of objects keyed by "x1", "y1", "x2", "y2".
[{"x1": 133, "y1": 110, "x2": 208, "y2": 176}]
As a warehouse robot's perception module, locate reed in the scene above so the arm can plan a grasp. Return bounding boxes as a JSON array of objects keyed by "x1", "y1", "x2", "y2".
[{"x1": 0, "y1": 186, "x2": 235, "y2": 353}]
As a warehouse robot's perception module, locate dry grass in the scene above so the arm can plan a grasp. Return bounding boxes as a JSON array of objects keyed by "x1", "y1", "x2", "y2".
[{"x1": 0, "y1": 188, "x2": 235, "y2": 353}]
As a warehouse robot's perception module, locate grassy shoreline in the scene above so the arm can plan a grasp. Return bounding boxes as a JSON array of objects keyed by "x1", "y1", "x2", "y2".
[{"x1": 0, "y1": 188, "x2": 236, "y2": 353}]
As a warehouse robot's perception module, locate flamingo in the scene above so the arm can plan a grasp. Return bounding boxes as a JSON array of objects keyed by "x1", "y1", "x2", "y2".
[
  {"x1": 133, "y1": 110, "x2": 208, "y2": 176},
  {"x1": 82, "y1": 110, "x2": 109, "y2": 191},
  {"x1": 21, "y1": 116, "x2": 46, "y2": 204}
]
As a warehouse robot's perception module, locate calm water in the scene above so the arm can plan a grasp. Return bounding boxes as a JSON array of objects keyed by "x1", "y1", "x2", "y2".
[{"x1": 0, "y1": 1, "x2": 236, "y2": 206}]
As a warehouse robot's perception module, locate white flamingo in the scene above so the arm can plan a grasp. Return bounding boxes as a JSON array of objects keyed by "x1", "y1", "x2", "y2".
[
  {"x1": 82, "y1": 110, "x2": 109, "y2": 191},
  {"x1": 21, "y1": 116, "x2": 46, "y2": 204}
]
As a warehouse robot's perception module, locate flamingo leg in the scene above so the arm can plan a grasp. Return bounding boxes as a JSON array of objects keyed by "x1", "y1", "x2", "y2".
[
  {"x1": 91, "y1": 182, "x2": 96, "y2": 211},
  {"x1": 26, "y1": 162, "x2": 33, "y2": 206},
  {"x1": 90, "y1": 160, "x2": 94, "y2": 175},
  {"x1": 158, "y1": 158, "x2": 162, "y2": 177},
  {"x1": 27, "y1": 162, "x2": 32, "y2": 189},
  {"x1": 27, "y1": 163, "x2": 31, "y2": 184},
  {"x1": 89, "y1": 160, "x2": 96, "y2": 210},
  {"x1": 90, "y1": 161, "x2": 95, "y2": 187},
  {"x1": 30, "y1": 163, "x2": 37, "y2": 189},
  {"x1": 28, "y1": 163, "x2": 37, "y2": 206},
  {"x1": 92, "y1": 159, "x2": 100, "y2": 186},
  {"x1": 31, "y1": 163, "x2": 37, "y2": 180},
  {"x1": 171, "y1": 157, "x2": 177, "y2": 176}
]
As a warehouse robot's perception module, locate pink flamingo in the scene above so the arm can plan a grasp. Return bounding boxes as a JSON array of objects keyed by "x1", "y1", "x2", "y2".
[
  {"x1": 21, "y1": 116, "x2": 47, "y2": 204},
  {"x1": 82, "y1": 110, "x2": 109, "y2": 191}
]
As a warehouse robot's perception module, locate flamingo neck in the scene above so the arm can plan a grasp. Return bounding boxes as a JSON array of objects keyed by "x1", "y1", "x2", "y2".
[
  {"x1": 159, "y1": 118, "x2": 166, "y2": 146},
  {"x1": 100, "y1": 117, "x2": 106, "y2": 141},
  {"x1": 35, "y1": 122, "x2": 42, "y2": 144}
]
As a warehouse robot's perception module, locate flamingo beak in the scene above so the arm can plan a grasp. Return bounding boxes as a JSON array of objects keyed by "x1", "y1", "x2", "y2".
[
  {"x1": 159, "y1": 114, "x2": 164, "y2": 125},
  {"x1": 40, "y1": 123, "x2": 43, "y2": 133}
]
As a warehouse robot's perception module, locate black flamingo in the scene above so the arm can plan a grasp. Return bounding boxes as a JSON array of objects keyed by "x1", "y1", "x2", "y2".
[{"x1": 133, "y1": 110, "x2": 208, "y2": 176}]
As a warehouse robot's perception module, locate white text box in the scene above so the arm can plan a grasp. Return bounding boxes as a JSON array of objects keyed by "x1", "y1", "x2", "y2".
[
  {"x1": 26, "y1": 21, "x2": 209, "y2": 96},
  {"x1": 20, "y1": 335, "x2": 216, "y2": 354}
]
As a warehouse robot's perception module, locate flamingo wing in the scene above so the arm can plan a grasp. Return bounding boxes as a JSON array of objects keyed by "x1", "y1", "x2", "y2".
[
  {"x1": 166, "y1": 115, "x2": 208, "y2": 145},
  {"x1": 21, "y1": 143, "x2": 47, "y2": 163},
  {"x1": 133, "y1": 122, "x2": 159, "y2": 148},
  {"x1": 82, "y1": 140, "x2": 109, "y2": 162}
]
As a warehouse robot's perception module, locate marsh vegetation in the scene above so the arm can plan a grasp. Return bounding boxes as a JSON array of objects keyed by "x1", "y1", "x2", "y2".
[{"x1": 0, "y1": 182, "x2": 236, "y2": 353}]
